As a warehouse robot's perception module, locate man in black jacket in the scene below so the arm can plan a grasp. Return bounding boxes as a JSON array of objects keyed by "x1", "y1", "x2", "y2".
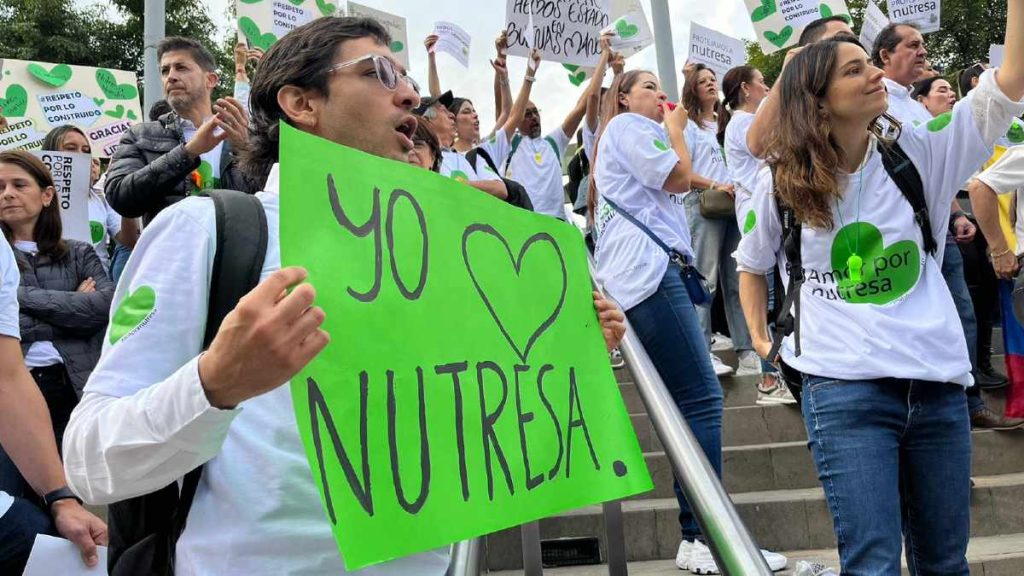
[{"x1": 105, "y1": 37, "x2": 253, "y2": 224}]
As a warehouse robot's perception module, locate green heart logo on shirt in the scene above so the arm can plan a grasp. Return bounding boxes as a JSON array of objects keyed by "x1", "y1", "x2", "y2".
[
  {"x1": 193, "y1": 160, "x2": 219, "y2": 192},
  {"x1": 239, "y1": 17, "x2": 278, "y2": 52},
  {"x1": 0, "y1": 84, "x2": 29, "y2": 116},
  {"x1": 27, "y1": 63, "x2": 72, "y2": 87},
  {"x1": 653, "y1": 139, "x2": 669, "y2": 151},
  {"x1": 96, "y1": 69, "x2": 139, "y2": 100},
  {"x1": 90, "y1": 221, "x2": 104, "y2": 244},
  {"x1": 109, "y1": 285, "x2": 156, "y2": 345},
  {"x1": 743, "y1": 210, "x2": 757, "y2": 234},
  {"x1": 615, "y1": 18, "x2": 639, "y2": 39},
  {"x1": 450, "y1": 170, "x2": 470, "y2": 183},
  {"x1": 1007, "y1": 123, "x2": 1024, "y2": 144},
  {"x1": 390, "y1": 41, "x2": 405, "y2": 53},
  {"x1": 830, "y1": 222, "x2": 920, "y2": 305},
  {"x1": 926, "y1": 111, "x2": 952, "y2": 132},
  {"x1": 750, "y1": 0, "x2": 777, "y2": 22},
  {"x1": 764, "y1": 26, "x2": 793, "y2": 48}
]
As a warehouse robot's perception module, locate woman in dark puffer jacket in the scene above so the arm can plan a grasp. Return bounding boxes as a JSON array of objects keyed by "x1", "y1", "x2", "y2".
[{"x1": 0, "y1": 150, "x2": 112, "y2": 497}]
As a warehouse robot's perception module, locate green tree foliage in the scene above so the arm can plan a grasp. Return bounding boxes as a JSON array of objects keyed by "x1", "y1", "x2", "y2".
[
  {"x1": 744, "y1": 0, "x2": 1005, "y2": 85},
  {"x1": 0, "y1": 0, "x2": 235, "y2": 105}
]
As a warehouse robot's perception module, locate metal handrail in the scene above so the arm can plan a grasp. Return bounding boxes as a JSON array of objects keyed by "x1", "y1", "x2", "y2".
[
  {"x1": 584, "y1": 249, "x2": 771, "y2": 575},
  {"x1": 448, "y1": 538, "x2": 483, "y2": 576}
]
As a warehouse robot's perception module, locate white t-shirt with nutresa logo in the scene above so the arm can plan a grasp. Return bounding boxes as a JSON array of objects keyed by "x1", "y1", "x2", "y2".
[
  {"x1": 737, "y1": 69, "x2": 1024, "y2": 386},
  {"x1": 593, "y1": 113, "x2": 692, "y2": 311}
]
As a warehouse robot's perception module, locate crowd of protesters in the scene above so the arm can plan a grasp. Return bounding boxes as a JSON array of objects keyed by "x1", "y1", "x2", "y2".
[{"x1": 0, "y1": 3, "x2": 1022, "y2": 575}]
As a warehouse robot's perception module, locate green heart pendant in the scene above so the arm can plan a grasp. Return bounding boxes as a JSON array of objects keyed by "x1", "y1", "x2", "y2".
[{"x1": 847, "y1": 253, "x2": 863, "y2": 283}]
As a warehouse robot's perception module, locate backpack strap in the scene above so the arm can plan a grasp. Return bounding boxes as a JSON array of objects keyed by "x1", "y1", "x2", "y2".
[
  {"x1": 768, "y1": 184, "x2": 804, "y2": 361},
  {"x1": 543, "y1": 135, "x2": 562, "y2": 162},
  {"x1": 504, "y1": 134, "x2": 523, "y2": 174},
  {"x1": 468, "y1": 146, "x2": 500, "y2": 176},
  {"x1": 174, "y1": 189, "x2": 268, "y2": 548},
  {"x1": 878, "y1": 141, "x2": 937, "y2": 256}
]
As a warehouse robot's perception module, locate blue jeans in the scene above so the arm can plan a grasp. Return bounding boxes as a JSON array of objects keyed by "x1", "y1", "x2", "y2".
[
  {"x1": 110, "y1": 242, "x2": 132, "y2": 286},
  {"x1": 683, "y1": 192, "x2": 753, "y2": 352},
  {"x1": 626, "y1": 265, "x2": 724, "y2": 540},
  {"x1": 802, "y1": 376, "x2": 971, "y2": 576},
  {"x1": 0, "y1": 496, "x2": 57, "y2": 574},
  {"x1": 941, "y1": 242, "x2": 983, "y2": 413}
]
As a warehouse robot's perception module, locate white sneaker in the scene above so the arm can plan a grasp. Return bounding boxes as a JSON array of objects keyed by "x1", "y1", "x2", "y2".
[
  {"x1": 756, "y1": 373, "x2": 798, "y2": 406},
  {"x1": 710, "y1": 354, "x2": 733, "y2": 376},
  {"x1": 711, "y1": 333, "x2": 733, "y2": 352},
  {"x1": 675, "y1": 539, "x2": 694, "y2": 570},
  {"x1": 609, "y1": 348, "x2": 625, "y2": 369},
  {"x1": 686, "y1": 540, "x2": 789, "y2": 573},
  {"x1": 736, "y1": 350, "x2": 761, "y2": 376}
]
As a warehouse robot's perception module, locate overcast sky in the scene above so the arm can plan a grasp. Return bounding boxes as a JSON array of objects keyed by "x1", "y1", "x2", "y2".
[{"x1": 202, "y1": 0, "x2": 757, "y2": 130}]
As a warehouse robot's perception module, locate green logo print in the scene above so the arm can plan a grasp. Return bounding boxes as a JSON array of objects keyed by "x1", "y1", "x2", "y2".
[
  {"x1": 90, "y1": 220, "x2": 104, "y2": 244},
  {"x1": 109, "y1": 285, "x2": 156, "y2": 345},
  {"x1": 390, "y1": 41, "x2": 405, "y2": 53},
  {"x1": 743, "y1": 210, "x2": 757, "y2": 234},
  {"x1": 829, "y1": 222, "x2": 920, "y2": 305},
  {"x1": 653, "y1": 139, "x2": 669, "y2": 151},
  {"x1": 926, "y1": 111, "x2": 952, "y2": 132},
  {"x1": 450, "y1": 170, "x2": 470, "y2": 183}
]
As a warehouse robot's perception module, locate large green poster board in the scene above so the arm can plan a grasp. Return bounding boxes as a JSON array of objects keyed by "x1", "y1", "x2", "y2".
[{"x1": 279, "y1": 123, "x2": 652, "y2": 569}]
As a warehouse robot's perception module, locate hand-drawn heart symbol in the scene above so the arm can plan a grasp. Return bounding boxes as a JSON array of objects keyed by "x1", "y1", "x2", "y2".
[
  {"x1": 462, "y1": 224, "x2": 567, "y2": 364},
  {"x1": 0, "y1": 84, "x2": 28, "y2": 116},
  {"x1": 105, "y1": 104, "x2": 126, "y2": 118},
  {"x1": 765, "y1": 26, "x2": 794, "y2": 48},
  {"x1": 239, "y1": 17, "x2": 278, "y2": 52}
]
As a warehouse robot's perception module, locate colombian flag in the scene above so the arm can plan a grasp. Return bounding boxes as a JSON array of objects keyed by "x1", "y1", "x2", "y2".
[{"x1": 991, "y1": 146, "x2": 1024, "y2": 417}]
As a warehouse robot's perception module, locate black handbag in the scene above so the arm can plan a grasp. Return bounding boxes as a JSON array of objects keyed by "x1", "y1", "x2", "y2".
[{"x1": 602, "y1": 197, "x2": 712, "y2": 306}]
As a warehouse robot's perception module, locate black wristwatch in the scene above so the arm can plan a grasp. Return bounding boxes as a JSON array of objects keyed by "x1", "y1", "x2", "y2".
[{"x1": 42, "y1": 486, "x2": 82, "y2": 510}]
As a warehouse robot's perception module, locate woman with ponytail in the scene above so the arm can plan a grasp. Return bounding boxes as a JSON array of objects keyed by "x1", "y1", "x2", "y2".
[
  {"x1": 679, "y1": 64, "x2": 758, "y2": 377},
  {"x1": 587, "y1": 69, "x2": 787, "y2": 573}
]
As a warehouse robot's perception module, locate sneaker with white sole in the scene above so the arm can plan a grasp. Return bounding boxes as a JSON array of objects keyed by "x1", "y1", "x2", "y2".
[
  {"x1": 711, "y1": 333, "x2": 733, "y2": 352},
  {"x1": 675, "y1": 539, "x2": 694, "y2": 570},
  {"x1": 736, "y1": 350, "x2": 761, "y2": 376},
  {"x1": 710, "y1": 354, "x2": 734, "y2": 376},
  {"x1": 686, "y1": 540, "x2": 788, "y2": 574},
  {"x1": 609, "y1": 348, "x2": 625, "y2": 369},
  {"x1": 756, "y1": 373, "x2": 797, "y2": 405}
]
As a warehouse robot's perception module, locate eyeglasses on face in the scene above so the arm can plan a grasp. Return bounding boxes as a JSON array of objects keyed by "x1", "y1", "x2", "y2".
[{"x1": 327, "y1": 53, "x2": 420, "y2": 93}]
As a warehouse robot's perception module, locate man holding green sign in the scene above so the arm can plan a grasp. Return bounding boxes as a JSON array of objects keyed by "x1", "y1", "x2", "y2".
[{"x1": 64, "y1": 15, "x2": 641, "y2": 575}]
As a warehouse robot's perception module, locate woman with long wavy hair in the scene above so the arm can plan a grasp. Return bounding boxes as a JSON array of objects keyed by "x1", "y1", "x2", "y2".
[
  {"x1": 679, "y1": 64, "x2": 758, "y2": 377},
  {"x1": 587, "y1": 70, "x2": 787, "y2": 573},
  {"x1": 737, "y1": 17, "x2": 1024, "y2": 572}
]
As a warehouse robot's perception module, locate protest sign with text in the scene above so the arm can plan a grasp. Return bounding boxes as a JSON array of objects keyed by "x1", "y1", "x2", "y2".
[
  {"x1": 0, "y1": 60, "x2": 141, "y2": 157},
  {"x1": 30, "y1": 151, "x2": 90, "y2": 243},
  {"x1": 743, "y1": 0, "x2": 851, "y2": 54},
  {"x1": 432, "y1": 21, "x2": 472, "y2": 68},
  {"x1": 345, "y1": 1, "x2": 411, "y2": 69},
  {"x1": 235, "y1": 0, "x2": 336, "y2": 51},
  {"x1": 687, "y1": 23, "x2": 747, "y2": 83},
  {"x1": 860, "y1": 2, "x2": 890, "y2": 53},
  {"x1": 603, "y1": 0, "x2": 653, "y2": 57},
  {"x1": 279, "y1": 123, "x2": 652, "y2": 569},
  {"x1": 505, "y1": 0, "x2": 612, "y2": 67},
  {"x1": 887, "y1": 0, "x2": 940, "y2": 33}
]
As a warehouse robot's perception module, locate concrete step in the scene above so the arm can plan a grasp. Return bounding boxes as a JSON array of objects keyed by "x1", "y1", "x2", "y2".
[
  {"x1": 632, "y1": 429, "x2": 1024, "y2": 499},
  {"x1": 483, "y1": 472, "x2": 1024, "y2": 570},
  {"x1": 488, "y1": 532, "x2": 1024, "y2": 575},
  {"x1": 618, "y1": 373, "x2": 766, "y2": 414},
  {"x1": 629, "y1": 404, "x2": 805, "y2": 453}
]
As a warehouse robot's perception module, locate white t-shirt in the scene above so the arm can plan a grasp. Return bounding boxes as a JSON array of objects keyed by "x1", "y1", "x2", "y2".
[
  {"x1": 13, "y1": 240, "x2": 63, "y2": 368},
  {"x1": 975, "y1": 145, "x2": 1024, "y2": 254},
  {"x1": 439, "y1": 149, "x2": 480, "y2": 184},
  {"x1": 724, "y1": 110, "x2": 763, "y2": 235},
  {"x1": 883, "y1": 77, "x2": 934, "y2": 127},
  {"x1": 79, "y1": 167, "x2": 449, "y2": 575},
  {"x1": 181, "y1": 119, "x2": 224, "y2": 190},
  {"x1": 593, "y1": 113, "x2": 691, "y2": 311},
  {"x1": 684, "y1": 118, "x2": 729, "y2": 189},
  {"x1": 0, "y1": 241, "x2": 15, "y2": 518},
  {"x1": 88, "y1": 191, "x2": 121, "y2": 273},
  {"x1": 502, "y1": 129, "x2": 571, "y2": 218},
  {"x1": 736, "y1": 69, "x2": 1024, "y2": 386}
]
